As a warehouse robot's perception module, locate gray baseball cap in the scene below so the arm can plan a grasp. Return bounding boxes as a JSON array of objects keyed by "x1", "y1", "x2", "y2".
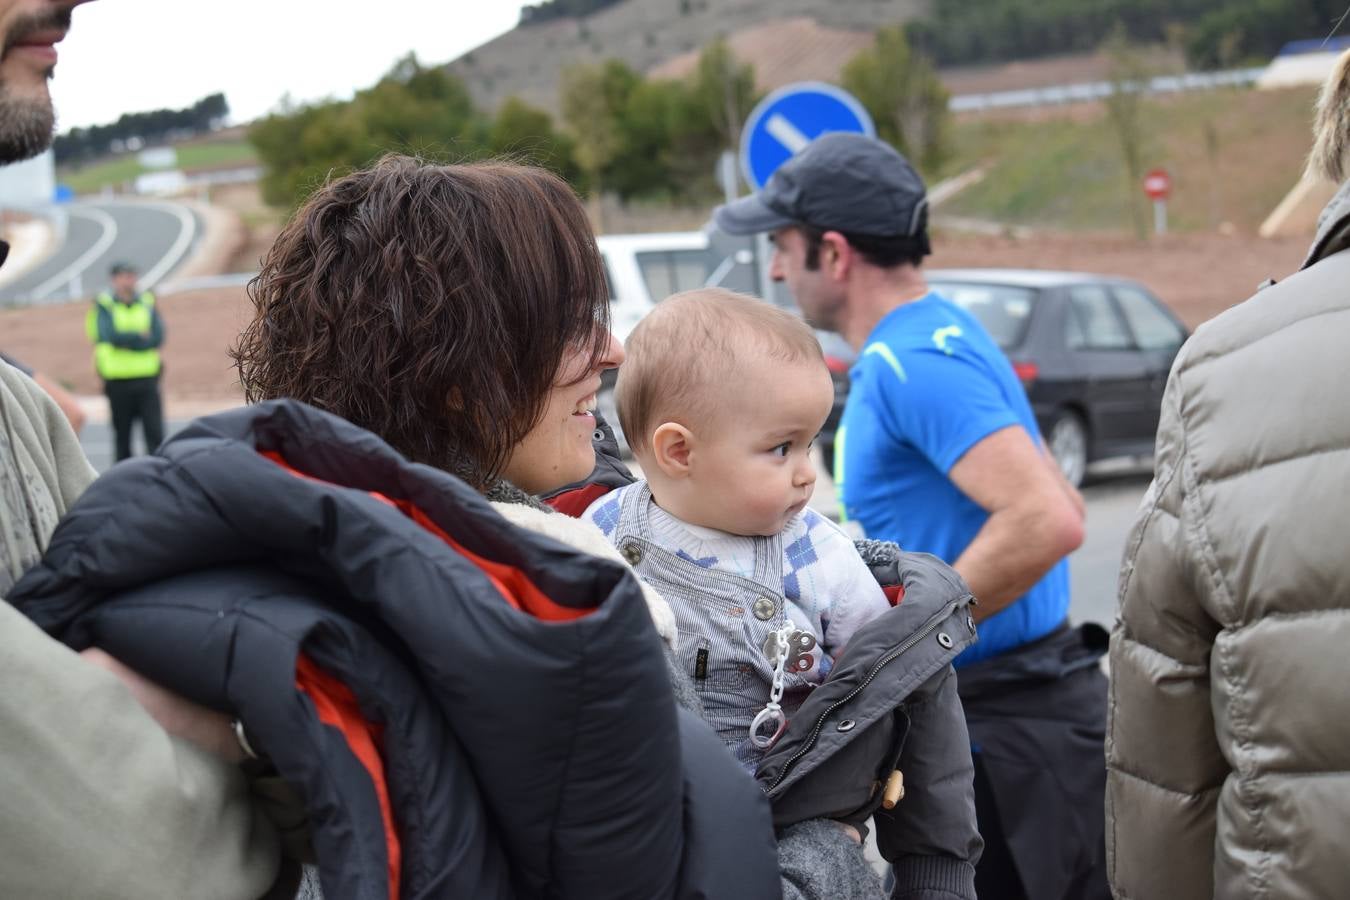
[{"x1": 713, "y1": 133, "x2": 928, "y2": 238}]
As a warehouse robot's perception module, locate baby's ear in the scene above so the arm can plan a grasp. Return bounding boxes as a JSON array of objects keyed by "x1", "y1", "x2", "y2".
[{"x1": 651, "y1": 422, "x2": 694, "y2": 478}]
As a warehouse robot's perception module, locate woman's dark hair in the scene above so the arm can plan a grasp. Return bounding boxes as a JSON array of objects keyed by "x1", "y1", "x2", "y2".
[{"x1": 232, "y1": 154, "x2": 611, "y2": 487}]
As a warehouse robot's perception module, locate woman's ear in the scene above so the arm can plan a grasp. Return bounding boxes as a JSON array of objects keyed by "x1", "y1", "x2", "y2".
[{"x1": 651, "y1": 422, "x2": 695, "y2": 479}]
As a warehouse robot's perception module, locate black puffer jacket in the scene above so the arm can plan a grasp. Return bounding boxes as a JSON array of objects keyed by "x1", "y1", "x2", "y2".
[{"x1": 9, "y1": 401, "x2": 780, "y2": 900}]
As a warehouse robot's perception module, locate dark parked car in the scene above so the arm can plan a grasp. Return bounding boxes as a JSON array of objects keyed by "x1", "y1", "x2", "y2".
[{"x1": 923, "y1": 269, "x2": 1189, "y2": 487}]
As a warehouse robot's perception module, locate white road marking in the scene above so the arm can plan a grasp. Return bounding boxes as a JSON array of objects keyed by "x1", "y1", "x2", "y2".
[
  {"x1": 28, "y1": 205, "x2": 117, "y2": 300},
  {"x1": 134, "y1": 201, "x2": 196, "y2": 290}
]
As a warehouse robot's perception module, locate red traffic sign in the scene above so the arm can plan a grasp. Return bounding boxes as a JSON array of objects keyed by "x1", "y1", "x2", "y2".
[{"x1": 1143, "y1": 168, "x2": 1172, "y2": 200}]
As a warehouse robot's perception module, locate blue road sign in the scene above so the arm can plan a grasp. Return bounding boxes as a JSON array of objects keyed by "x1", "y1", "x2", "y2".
[{"x1": 739, "y1": 82, "x2": 876, "y2": 190}]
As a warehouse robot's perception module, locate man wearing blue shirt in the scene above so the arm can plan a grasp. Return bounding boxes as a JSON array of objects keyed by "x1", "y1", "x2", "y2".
[{"x1": 714, "y1": 133, "x2": 1107, "y2": 900}]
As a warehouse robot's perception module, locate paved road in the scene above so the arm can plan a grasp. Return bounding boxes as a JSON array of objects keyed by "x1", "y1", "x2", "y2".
[
  {"x1": 79, "y1": 415, "x2": 188, "y2": 474},
  {"x1": 1068, "y1": 466, "x2": 1152, "y2": 626},
  {"x1": 0, "y1": 199, "x2": 200, "y2": 306}
]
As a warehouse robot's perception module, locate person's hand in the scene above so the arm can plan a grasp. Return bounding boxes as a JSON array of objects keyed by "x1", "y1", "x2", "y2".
[{"x1": 80, "y1": 648, "x2": 244, "y2": 763}]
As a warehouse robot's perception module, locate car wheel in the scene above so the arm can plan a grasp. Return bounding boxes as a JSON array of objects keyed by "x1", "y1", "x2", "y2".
[{"x1": 1047, "y1": 409, "x2": 1089, "y2": 489}]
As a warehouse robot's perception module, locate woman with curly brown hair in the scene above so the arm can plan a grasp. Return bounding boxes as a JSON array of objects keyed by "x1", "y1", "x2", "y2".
[
  {"x1": 12, "y1": 154, "x2": 904, "y2": 899},
  {"x1": 233, "y1": 155, "x2": 620, "y2": 496}
]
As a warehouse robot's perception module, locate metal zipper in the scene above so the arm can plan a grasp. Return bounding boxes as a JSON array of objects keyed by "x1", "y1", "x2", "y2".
[{"x1": 764, "y1": 595, "x2": 971, "y2": 795}]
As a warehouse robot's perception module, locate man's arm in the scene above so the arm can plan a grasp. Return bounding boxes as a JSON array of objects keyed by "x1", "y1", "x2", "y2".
[
  {"x1": 0, "y1": 352, "x2": 85, "y2": 432},
  {"x1": 1041, "y1": 438, "x2": 1086, "y2": 518},
  {"x1": 948, "y1": 425, "x2": 1085, "y2": 618},
  {"x1": 0, "y1": 602, "x2": 280, "y2": 899},
  {"x1": 95, "y1": 303, "x2": 151, "y2": 350},
  {"x1": 29, "y1": 372, "x2": 86, "y2": 433}
]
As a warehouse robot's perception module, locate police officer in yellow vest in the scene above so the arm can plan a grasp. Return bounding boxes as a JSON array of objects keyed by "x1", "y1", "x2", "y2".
[{"x1": 85, "y1": 261, "x2": 165, "y2": 461}]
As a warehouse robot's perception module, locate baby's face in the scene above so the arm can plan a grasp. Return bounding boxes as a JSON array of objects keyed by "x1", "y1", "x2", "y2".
[{"x1": 685, "y1": 357, "x2": 834, "y2": 536}]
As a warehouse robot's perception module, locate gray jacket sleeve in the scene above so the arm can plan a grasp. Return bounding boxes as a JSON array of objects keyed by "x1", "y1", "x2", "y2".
[
  {"x1": 876, "y1": 667, "x2": 981, "y2": 899},
  {"x1": 1106, "y1": 350, "x2": 1226, "y2": 900}
]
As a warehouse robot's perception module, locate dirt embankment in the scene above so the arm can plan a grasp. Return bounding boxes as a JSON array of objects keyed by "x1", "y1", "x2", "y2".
[{"x1": 0, "y1": 285, "x2": 253, "y2": 402}]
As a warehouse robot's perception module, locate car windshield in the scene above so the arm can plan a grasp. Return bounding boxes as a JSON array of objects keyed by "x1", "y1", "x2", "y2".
[{"x1": 930, "y1": 282, "x2": 1036, "y2": 350}]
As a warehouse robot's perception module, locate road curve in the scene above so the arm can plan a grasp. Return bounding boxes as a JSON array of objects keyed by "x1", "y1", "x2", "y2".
[{"x1": 0, "y1": 199, "x2": 199, "y2": 307}]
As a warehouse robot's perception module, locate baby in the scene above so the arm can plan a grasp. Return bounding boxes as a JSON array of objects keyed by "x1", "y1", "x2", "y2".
[{"x1": 584, "y1": 288, "x2": 891, "y2": 770}]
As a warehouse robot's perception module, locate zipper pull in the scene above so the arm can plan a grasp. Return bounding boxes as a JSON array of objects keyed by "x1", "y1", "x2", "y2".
[{"x1": 882, "y1": 769, "x2": 905, "y2": 809}]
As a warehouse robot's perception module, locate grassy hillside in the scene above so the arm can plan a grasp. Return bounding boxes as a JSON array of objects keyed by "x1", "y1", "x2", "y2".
[
  {"x1": 943, "y1": 85, "x2": 1322, "y2": 234},
  {"x1": 60, "y1": 140, "x2": 258, "y2": 195}
]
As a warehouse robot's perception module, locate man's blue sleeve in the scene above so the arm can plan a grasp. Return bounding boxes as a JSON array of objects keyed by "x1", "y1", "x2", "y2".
[{"x1": 873, "y1": 346, "x2": 1022, "y2": 474}]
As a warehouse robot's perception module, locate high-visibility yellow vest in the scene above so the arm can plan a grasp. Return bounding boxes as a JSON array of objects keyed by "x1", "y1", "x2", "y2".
[{"x1": 86, "y1": 291, "x2": 161, "y2": 380}]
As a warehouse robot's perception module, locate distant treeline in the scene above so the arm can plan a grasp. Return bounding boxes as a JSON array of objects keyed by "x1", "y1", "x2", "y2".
[
  {"x1": 906, "y1": 0, "x2": 1346, "y2": 69},
  {"x1": 519, "y1": 0, "x2": 623, "y2": 26},
  {"x1": 54, "y1": 93, "x2": 229, "y2": 166}
]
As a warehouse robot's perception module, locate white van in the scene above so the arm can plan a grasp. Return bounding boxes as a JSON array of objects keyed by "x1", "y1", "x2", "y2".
[{"x1": 596, "y1": 230, "x2": 747, "y2": 342}]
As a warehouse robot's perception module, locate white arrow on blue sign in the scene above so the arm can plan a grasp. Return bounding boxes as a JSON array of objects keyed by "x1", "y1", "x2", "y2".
[{"x1": 739, "y1": 82, "x2": 876, "y2": 190}]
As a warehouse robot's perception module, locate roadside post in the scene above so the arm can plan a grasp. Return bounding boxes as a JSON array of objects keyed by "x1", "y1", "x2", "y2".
[
  {"x1": 738, "y1": 83, "x2": 875, "y2": 300},
  {"x1": 1144, "y1": 168, "x2": 1172, "y2": 237}
]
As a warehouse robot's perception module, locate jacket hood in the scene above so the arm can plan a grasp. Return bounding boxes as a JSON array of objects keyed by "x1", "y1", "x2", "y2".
[{"x1": 1304, "y1": 179, "x2": 1350, "y2": 268}]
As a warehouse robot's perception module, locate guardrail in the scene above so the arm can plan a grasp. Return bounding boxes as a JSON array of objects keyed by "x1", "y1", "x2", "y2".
[{"x1": 950, "y1": 67, "x2": 1266, "y2": 113}]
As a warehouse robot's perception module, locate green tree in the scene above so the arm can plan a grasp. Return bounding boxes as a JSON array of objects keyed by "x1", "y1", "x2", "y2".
[
  {"x1": 489, "y1": 97, "x2": 583, "y2": 187},
  {"x1": 559, "y1": 60, "x2": 641, "y2": 196},
  {"x1": 842, "y1": 27, "x2": 952, "y2": 175},
  {"x1": 250, "y1": 55, "x2": 487, "y2": 209},
  {"x1": 250, "y1": 99, "x2": 351, "y2": 207},
  {"x1": 354, "y1": 54, "x2": 485, "y2": 157},
  {"x1": 560, "y1": 44, "x2": 754, "y2": 204},
  {"x1": 688, "y1": 38, "x2": 756, "y2": 152},
  {"x1": 1103, "y1": 26, "x2": 1154, "y2": 239},
  {"x1": 608, "y1": 78, "x2": 686, "y2": 199}
]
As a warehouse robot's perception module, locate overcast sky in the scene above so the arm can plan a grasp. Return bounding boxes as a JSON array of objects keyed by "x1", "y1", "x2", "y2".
[{"x1": 48, "y1": 1, "x2": 530, "y2": 131}]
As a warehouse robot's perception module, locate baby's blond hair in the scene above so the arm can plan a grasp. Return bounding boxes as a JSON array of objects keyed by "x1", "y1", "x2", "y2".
[{"x1": 616, "y1": 288, "x2": 825, "y2": 455}]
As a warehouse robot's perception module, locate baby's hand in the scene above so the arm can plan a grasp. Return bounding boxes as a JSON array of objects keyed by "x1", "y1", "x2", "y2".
[{"x1": 832, "y1": 821, "x2": 862, "y2": 844}]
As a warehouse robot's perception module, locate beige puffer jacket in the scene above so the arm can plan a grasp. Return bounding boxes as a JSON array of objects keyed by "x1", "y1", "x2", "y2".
[{"x1": 1105, "y1": 173, "x2": 1350, "y2": 899}]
